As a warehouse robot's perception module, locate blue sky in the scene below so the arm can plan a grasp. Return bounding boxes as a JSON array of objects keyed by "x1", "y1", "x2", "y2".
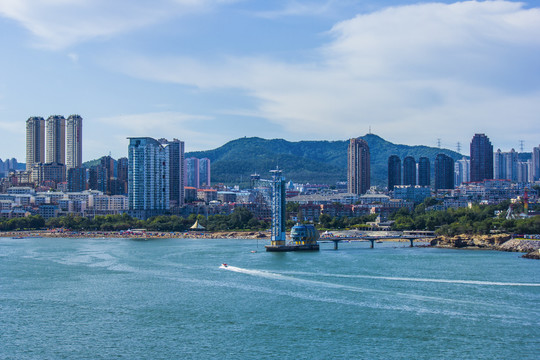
[{"x1": 0, "y1": 0, "x2": 539, "y2": 162}]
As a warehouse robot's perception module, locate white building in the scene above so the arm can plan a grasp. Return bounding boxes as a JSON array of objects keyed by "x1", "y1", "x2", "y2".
[{"x1": 128, "y1": 137, "x2": 170, "y2": 215}]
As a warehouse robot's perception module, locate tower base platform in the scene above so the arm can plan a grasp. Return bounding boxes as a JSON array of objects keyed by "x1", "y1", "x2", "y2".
[{"x1": 265, "y1": 244, "x2": 320, "y2": 252}]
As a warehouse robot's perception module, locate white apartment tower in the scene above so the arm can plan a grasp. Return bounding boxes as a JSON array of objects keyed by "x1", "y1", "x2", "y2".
[
  {"x1": 26, "y1": 117, "x2": 45, "y2": 170},
  {"x1": 46, "y1": 115, "x2": 66, "y2": 164},
  {"x1": 66, "y1": 115, "x2": 83, "y2": 169},
  {"x1": 128, "y1": 137, "x2": 170, "y2": 212}
]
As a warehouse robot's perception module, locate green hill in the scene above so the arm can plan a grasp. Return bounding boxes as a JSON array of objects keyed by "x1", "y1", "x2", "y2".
[{"x1": 186, "y1": 134, "x2": 464, "y2": 187}]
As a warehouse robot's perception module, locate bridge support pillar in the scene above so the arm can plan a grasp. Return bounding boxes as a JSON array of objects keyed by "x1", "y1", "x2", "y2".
[
  {"x1": 333, "y1": 240, "x2": 339, "y2": 250},
  {"x1": 370, "y1": 239, "x2": 375, "y2": 248},
  {"x1": 409, "y1": 238, "x2": 414, "y2": 247}
]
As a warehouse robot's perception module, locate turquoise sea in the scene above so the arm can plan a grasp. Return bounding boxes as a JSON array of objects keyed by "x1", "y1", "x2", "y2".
[{"x1": 1, "y1": 237, "x2": 539, "y2": 359}]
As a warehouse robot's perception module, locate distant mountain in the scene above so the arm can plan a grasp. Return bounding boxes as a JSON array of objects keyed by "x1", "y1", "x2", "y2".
[{"x1": 186, "y1": 134, "x2": 464, "y2": 187}]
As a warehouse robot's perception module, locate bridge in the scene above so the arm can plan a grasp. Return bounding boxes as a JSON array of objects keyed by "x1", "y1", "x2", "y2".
[{"x1": 320, "y1": 233, "x2": 436, "y2": 250}]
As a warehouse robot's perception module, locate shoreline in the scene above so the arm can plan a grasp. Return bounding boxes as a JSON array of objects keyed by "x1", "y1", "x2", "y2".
[
  {"x1": 2, "y1": 230, "x2": 539, "y2": 258},
  {"x1": 431, "y1": 234, "x2": 540, "y2": 258},
  {"x1": 1, "y1": 229, "x2": 271, "y2": 240}
]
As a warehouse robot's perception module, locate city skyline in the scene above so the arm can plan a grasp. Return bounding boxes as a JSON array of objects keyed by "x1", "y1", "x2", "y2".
[{"x1": 0, "y1": 0, "x2": 539, "y2": 161}]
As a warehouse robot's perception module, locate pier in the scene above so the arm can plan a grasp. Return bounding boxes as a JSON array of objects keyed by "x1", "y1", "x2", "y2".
[{"x1": 322, "y1": 234, "x2": 436, "y2": 250}]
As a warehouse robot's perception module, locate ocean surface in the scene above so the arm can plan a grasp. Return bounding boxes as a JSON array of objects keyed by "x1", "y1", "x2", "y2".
[{"x1": 1, "y1": 237, "x2": 539, "y2": 359}]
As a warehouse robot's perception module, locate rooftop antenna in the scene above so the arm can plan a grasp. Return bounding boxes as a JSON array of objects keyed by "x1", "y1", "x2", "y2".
[{"x1": 519, "y1": 140, "x2": 524, "y2": 153}]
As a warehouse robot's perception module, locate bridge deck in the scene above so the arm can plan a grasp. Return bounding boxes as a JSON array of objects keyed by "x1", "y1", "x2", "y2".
[{"x1": 319, "y1": 235, "x2": 435, "y2": 250}]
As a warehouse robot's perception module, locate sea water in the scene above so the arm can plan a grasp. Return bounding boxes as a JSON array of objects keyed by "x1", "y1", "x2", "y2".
[{"x1": 1, "y1": 237, "x2": 538, "y2": 359}]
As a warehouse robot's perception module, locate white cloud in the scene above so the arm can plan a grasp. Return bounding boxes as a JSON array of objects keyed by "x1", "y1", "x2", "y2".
[
  {"x1": 0, "y1": 0, "x2": 237, "y2": 49},
  {"x1": 112, "y1": 1, "x2": 540, "y2": 151}
]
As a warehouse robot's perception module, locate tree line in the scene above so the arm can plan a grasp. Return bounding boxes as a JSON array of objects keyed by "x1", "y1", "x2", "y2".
[
  {"x1": 1, "y1": 199, "x2": 538, "y2": 235},
  {"x1": 390, "y1": 198, "x2": 540, "y2": 235},
  {"x1": 0, "y1": 207, "x2": 269, "y2": 232}
]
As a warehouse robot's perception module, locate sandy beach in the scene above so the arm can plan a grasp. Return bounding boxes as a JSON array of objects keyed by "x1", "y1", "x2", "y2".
[{"x1": 1, "y1": 229, "x2": 271, "y2": 240}]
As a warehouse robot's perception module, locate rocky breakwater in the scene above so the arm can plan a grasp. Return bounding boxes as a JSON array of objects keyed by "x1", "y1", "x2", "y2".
[
  {"x1": 431, "y1": 234, "x2": 540, "y2": 259},
  {"x1": 522, "y1": 249, "x2": 540, "y2": 260},
  {"x1": 430, "y1": 234, "x2": 511, "y2": 249}
]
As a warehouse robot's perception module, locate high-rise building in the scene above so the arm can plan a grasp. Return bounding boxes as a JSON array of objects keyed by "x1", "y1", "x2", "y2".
[
  {"x1": 531, "y1": 145, "x2": 540, "y2": 182},
  {"x1": 117, "y1": 157, "x2": 129, "y2": 194},
  {"x1": 403, "y1": 156, "x2": 416, "y2": 186},
  {"x1": 517, "y1": 162, "x2": 529, "y2": 183},
  {"x1": 67, "y1": 167, "x2": 87, "y2": 192},
  {"x1": 347, "y1": 138, "x2": 370, "y2": 195},
  {"x1": 159, "y1": 138, "x2": 185, "y2": 208},
  {"x1": 455, "y1": 158, "x2": 470, "y2": 186},
  {"x1": 7, "y1": 158, "x2": 18, "y2": 171},
  {"x1": 31, "y1": 162, "x2": 66, "y2": 185},
  {"x1": 185, "y1": 157, "x2": 200, "y2": 189},
  {"x1": 46, "y1": 115, "x2": 66, "y2": 165},
  {"x1": 494, "y1": 148, "x2": 518, "y2": 182},
  {"x1": 418, "y1": 157, "x2": 430, "y2": 187},
  {"x1": 117, "y1": 157, "x2": 128, "y2": 182},
  {"x1": 505, "y1": 149, "x2": 518, "y2": 182},
  {"x1": 387, "y1": 155, "x2": 401, "y2": 191},
  {"x1": 66, "y1": 115, "x2": 82, "y2": 170},
  {"x1": 435, "y1": 154, "x2": 454, "y2": 190},
  {"x1": 199, "y1": 158, "x2": 211, "y2": 187},
  {"x1": 26, "y1": 117, "x2": 45, "y2": 170},
  {"x1": 470, "y1": 133, "x2": 493, "y2": 182},
  {"x1": 494, "y1": 149, "x2": 504, "y2": 180},
  {"x1": 128, "y1": 137, "x2": 170, "y2": 214}
]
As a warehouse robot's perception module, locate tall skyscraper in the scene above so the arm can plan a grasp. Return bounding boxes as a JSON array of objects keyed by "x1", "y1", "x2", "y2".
[
  {"x1": 66, "y1": 115, "x2": 82, "y2": 170},
  {"x1": 46, "y1": 115, "x2": 66, "y2": 164},
  {"x1": 199, "y1": 158, "x2": 211, "y2": 187},
  {"x1": 347, "y1": 138, "x2": 370, "y2": 195},
  {"x1": 159, "y1": 138, "x2": 185, "y2": 208},
  {"x1": 517, "y1": 162, "x2": 529, "y2": 183},
  {"x1": 505, "y1": 149, "x2": 518, "y2": 182},
  {"x1": 67, "y1": 167, "x2": 87, "y2": 192},
  {"x1": 128, "y1": 137, "x2": 170, "y2": 213},
  {"x1": 494, "y1": 149, "x2": 504, "y2": 180},
  {"x1": 26, "y1": 116, "x2": 45, "y2": 170},
  {"x1": 470, "y1": 133, "x2": 493, "y2": 182},
  {"x1": 435, "y1": 154, "x2": 454, "y2": 190},
  {"x1": 387, "y1": 155, "x2": 401, "y2": 191},
  {"x1": 117, "y1": 157, "x2": 129, "y2": 194},
  {"x1": 403, "y1": 156, "x2": 416, "y2": 186},
  {"x1": 185, "y1": 157, "x2": 200, "y2": 189},
  {"x1": 418, "y1": 157, "x2": 430, "y2": 187},
  {"x1": 117, "y1": 157, "x2": 128, "y2": 182},
  {"x1": 531, "y1": 145, "x2": 540, "y2": 182},
  {"x1": 455, "y1": 158, "x2": 470, "y2": 186}
]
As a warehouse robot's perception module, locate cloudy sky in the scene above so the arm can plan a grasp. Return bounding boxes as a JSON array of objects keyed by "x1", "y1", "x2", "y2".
[{"x1": 0, "y1": 0, "x2": 539, "y2": 162}]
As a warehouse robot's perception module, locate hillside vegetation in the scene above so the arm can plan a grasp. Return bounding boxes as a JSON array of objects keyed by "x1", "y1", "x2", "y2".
[{"x1": 186, "y1": 134, "x2": 463, "y2": 186}]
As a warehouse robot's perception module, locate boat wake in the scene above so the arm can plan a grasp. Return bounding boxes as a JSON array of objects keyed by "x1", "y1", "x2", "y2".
[
  {"x1": 220, "y1": 265, "x2": 285, "y2": 280},
  {"x1": 278, "y1": 271, "x2": 540, "y2": 287}
]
